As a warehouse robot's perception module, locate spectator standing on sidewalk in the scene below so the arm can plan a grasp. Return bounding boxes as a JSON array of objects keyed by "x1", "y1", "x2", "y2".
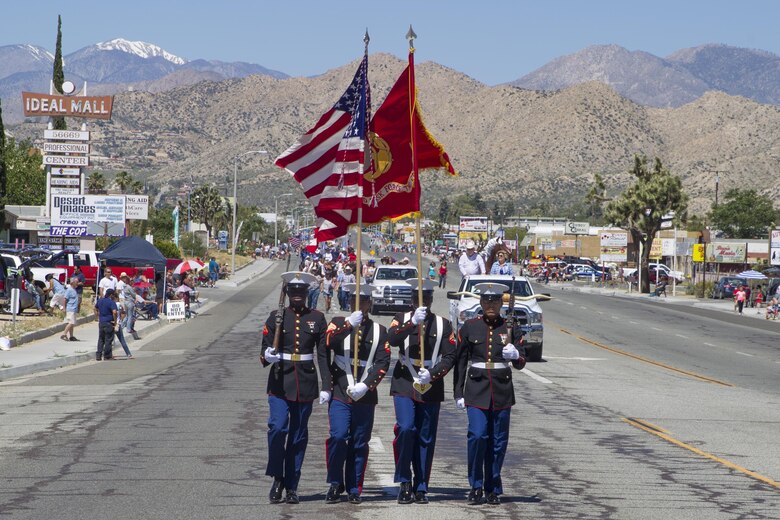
[
  {"x1": 438, "y1": 261, "x2": 448, "y2": 288},
  {"x1": 94, "y1": 288, "x2": 118, "y2": 360},
  {"x1": 61, "y1": 278, "x2": 80, "y2": 341},
  {"x1": 735, "y1": 285, "x2": 747, "y2": 315},
  {"x1": 208, "y1": 257, "x2": 220, "y2": 288},
  {"x1": 72, "y1": 266, "x2": 86, "y2": 311},
  {"x1": 46, "y1": 273, "x2": 67, "y2": 311},
  {"x1": 98, "y1": 267, "x2": 118, "y2": 298},
  {"x1": 111, "y1": 290, "x2": 133, "y2": 359},
  {"x1": 119, "y1": 274, "x2": 138, "y2": 334}
]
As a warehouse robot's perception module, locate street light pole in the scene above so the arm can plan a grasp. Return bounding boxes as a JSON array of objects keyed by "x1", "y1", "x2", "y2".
[
  {"x1": 232, "y1": 150, "x2": 268, "y2": 278},
  {"x1": 274, "y1": 193, "x2": 293, "y2": 249}
]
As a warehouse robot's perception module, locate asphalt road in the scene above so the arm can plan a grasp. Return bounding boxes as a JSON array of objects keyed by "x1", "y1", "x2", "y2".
[{"x1": 1, "y1": 259, "x2": 779, "y2": 519}]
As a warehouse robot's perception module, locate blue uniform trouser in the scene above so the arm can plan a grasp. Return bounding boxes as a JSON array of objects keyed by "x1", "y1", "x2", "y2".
[
  {"x1": 466, "y1": 406, "x2": 511, "y2": 494},
  {"x1": 393, "y1": 396, "x2": 440, "y2": 492},
  {"x1": 326, "y1": 399, "x2": 376, "y2": 495},
  {"x1": 266, "y1": 395, "x2": 313, "y2": 492}
]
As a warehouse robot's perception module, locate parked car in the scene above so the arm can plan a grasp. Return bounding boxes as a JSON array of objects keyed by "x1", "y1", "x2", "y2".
[
  {"x1": 624, "y1": 263, "x2": 683, "y2": 283},
  {"x1": 370, "y1": 265, "x2": 420, "y2": 315},
  {"x1": 711, "y1": 277, "x2": 748, "y2": 299},
  {"x1": 1, "y1": 253, "x2": 68, "y2": 286},
  {"x1": 573, "y1": 266, "x2": 612, "y2": 281},
  {"x1": 447, "y1": 274, "x2": 545, "y2": 362}
]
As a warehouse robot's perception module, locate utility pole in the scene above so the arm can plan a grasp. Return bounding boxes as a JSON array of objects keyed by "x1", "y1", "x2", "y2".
[{"x1": 705, "y1": 169, "x2": 727, "y2": 208}]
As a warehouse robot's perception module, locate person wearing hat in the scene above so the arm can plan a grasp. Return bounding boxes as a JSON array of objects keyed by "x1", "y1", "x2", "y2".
[
  {"x1": 459, "y1": 240, "x2": 486, "y2": 277},
  {"x1": 454, "y1": 282, "x2": 526, "y2": 506},
  {"x1": 322, "y1": 283, "x2": 390, "y2": 504},
  {"x1": 93, "y1": 288, "x2": 119, "y2": 361},
  {"x1": 339, "y1": 266, "x2": 356, "y2": 311},
  {"x1": 386, "y1": 278, "x2": 457, "y2": 504},
  {"x1": 260, "y1": 271, "x2": 330, "y2": 505}
]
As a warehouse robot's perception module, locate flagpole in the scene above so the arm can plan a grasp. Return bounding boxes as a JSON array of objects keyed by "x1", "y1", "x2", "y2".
[
  {"x1": 353, "y1": 30, "x2": 370, "y2": 383},
  {"x1": 406, "y1": 26, "x2": 428, "y2": 389}
]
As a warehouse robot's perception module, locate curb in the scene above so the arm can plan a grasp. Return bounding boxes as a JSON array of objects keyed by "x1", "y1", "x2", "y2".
[
  {"x1": 227, "y1": 261, "x2": 275, "y2": 287},
  {"x1": 0, "y1": 352, "x2": 95, "y2": 381},
  {"x1": 9, "y1": 313, "x2": 97, "y2": 349}
]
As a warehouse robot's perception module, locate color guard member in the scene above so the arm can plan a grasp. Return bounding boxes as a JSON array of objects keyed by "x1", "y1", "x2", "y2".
[
  {"x1": 387, "y1": 278, "x2": 456, "y2": 504},
  {"x1": 323, "y1": 283, "x2": 390, "y2": 504},
  {"x1": 454, "y1": 282, "x2": 526, "y2": 506},
  {"x1": 261, "y1": 271, "x2": 329, "y2": 504}
]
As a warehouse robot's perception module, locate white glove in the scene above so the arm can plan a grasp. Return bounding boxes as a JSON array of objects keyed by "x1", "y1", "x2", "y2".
[
  {"x1": 456, "y1": 398, "x2": 466, "y2": 410},
  {"x1": 502, "y1": 343, "x2": 520, "y2": 360},
  {"x1": 411, "y1": 306, "x2": 427, "y2": 325},
  {"x1": 417, "y1": 368, "x2": 432, "y2": 385},
  {"x1": 348, "y1": 382, "x2": 369, "y2": 400},
  {"x1": 319, "y1": 390, "x2": 331, "y2": 405},
  {"x1": 264, "y1": 349, "x2": 281, "y2": 364},
  {"x1": 347, "y1": 311, "x2": 363, "y2": 328}
]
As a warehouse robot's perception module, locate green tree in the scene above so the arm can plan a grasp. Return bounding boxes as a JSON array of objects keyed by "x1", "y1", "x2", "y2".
[
  {"x1": 437, "y1": 198, "x2": 451, "y2": 223},
  {"x1": 128, "y1": 179, "x2": 144, "y2": 194},
  {"x1": 4, "y1": 138, "x2": 45, "y2": 205},
  {"x1": 190, "y1": 184, "x2": 226, "y2": 236},
  {"x1": 179, "y1": 231, "x2": 207, "y2": 258},
  {"x1": 87, "y1": 171, "x2": 106, "y2": 193},
  {"x1": 605, "y1": 156, "x2": 688, "y2": 293},
  {"x1": 113, "y1": 171, "x2": 132, "y2": 193},
  {"x1": 155, "y1": 240, "x2": 181, "y2": 259},
  {"x1": 709, "y1": 189, "x2": 776, "y2": 238},
  {"x1": 685, "y1": 214, "x2": 707, "y2": 233},
  {"x1": 424, "y1": 220, "x2": 447, "y2": 244},
  {"x1": 51, "y1": 15, "x2": 66, "y2": 130}
]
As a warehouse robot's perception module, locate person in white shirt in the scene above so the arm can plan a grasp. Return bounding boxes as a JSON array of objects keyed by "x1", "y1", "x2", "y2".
[
  {"x1": 98, "y1": 267, "x2": 118, "y2": 298},
  {"x1": 458, "y1": 240, "x2": 485, "y2": 277}
]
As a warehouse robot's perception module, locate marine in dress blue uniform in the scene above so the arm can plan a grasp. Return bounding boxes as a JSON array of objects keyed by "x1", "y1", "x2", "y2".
[
  {"x1": 386, "y1": 278, "x2": 456, "y2": 504},
  {"x1": 260, "y1": 271, "x2": 329, "y2": 504},
  {"x1": 323, "y1": 283, "x2": 390, "y2": 504},
  {"x1": 453, "y1": 282, "x2": 526, "y2": 506}
]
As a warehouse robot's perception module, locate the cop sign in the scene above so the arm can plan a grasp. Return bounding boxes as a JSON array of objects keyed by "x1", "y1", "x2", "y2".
[{"x1": 50, "y1": 195, "x2": 126, "y2": 237}]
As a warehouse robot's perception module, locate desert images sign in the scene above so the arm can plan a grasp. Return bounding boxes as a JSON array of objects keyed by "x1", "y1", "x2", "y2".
[{"x1": 22, "y1": 92, "x2": 113, "y2": 120}]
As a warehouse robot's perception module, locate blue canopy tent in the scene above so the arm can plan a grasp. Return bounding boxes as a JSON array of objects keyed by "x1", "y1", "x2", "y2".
[{"x1": 98, "y1": 237, "x2": 169, "y2": 311}]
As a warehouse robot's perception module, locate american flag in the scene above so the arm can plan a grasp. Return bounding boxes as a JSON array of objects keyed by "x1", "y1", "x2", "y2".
[
  {"x1": 275, "y1": 54, "x2": 370, "y2": 242},
  {"x1": 288, "y1": 235, "x2": 302, "y2": 248}
]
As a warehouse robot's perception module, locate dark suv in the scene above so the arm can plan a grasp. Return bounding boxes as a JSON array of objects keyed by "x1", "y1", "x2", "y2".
[{"x1": 712, "y1": 277, "x2": 747, "y2": 299}]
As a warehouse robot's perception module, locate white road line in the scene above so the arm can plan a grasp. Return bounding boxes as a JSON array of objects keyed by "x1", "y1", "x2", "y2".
[
  {"x1": 629, "y1": 321, "x2": 638, "y2": 325},
  {"x1": 704, "y1": 342, "x2": 715, "y2": 347},
  {"x1": 522, "y1": 368, "x2": 552, "y2": 384},
  {"x1": 368, "y1": 437, "x2": 385, "y2": 452},
  {"x1": 612, "y1": 315, "x2": 619, "y2": 319},
  {"x1": 565, "y1": 301, "x2": 574, "y2": 305},
  {"x1": 544, "y1": 356, "x2": 606, "y2": 361},
  {"x1": 651, "y1": 327, "x2": 662, "y2": 331},
  {"x1": 675, "y1": 334, "x2": 688, "y2": 339},
  {"x1": 580, "y1": 306, "x2": 587, "y2": 310},
  {"x1": 735, "y1": 351, "x2": 754, "y2": 357}
]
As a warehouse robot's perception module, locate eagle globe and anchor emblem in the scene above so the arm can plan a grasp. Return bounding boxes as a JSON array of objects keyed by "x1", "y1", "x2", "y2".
[{"x1": 364, "y1": 131, "x2": 392, "y2": 182}]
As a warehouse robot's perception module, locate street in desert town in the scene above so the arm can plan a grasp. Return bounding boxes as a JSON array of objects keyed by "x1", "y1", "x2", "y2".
[{"x1": 2, "y1": 2, "x2": 780, "y2": 519}]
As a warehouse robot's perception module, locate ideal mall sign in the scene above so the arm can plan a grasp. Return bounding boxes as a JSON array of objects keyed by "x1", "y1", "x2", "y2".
[{"x1": 22, "y1": 92, "x2": 113, "y2": 120}]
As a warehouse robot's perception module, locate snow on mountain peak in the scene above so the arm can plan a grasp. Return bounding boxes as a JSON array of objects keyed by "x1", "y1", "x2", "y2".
[
  {"x1": 22, "y1": 44, "x2": 54, "y2": 62},
  {"x1": 95, "y1": 38, "x2": 186, "y2": 65}
]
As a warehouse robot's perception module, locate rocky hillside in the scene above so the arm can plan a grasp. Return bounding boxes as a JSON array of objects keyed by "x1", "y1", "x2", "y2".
[{"x1": 8, "y1": 53, "x2": 780, "y2": 216}]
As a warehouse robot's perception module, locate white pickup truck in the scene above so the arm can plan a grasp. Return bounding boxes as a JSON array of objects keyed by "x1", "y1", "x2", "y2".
[
  {"x1": 369, "y1": 265, "x2": 420, "y2": 315},
  {"x1": 623, "y1": 263, "x2": 683, "y2": 283}
]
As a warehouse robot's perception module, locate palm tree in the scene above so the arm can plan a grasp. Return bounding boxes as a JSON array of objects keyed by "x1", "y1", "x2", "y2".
[
  {"x1": 87, "y1": 171, "x2": 106, "y2": 193},
  {"x1": 128, "y1": 179, "x2": 144, "y2": 194},
  {"x1": 114, "y1": 171, "x2": 132, "y2": 193}
]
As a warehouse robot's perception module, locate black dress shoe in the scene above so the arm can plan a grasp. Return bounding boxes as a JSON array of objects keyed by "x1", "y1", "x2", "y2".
[
  {"x1": 486, "y1": 492, "x2": 501, "y2": 505},
  {"x1": 467, "y1": 487, "x2": 484, "y2": 505},
  {"x1": 397, "y1": 482, "x2": 414, "y2": 504},
  {"x1": 285, "y1": 490, "x2": 299, "y2": 504},
  {"x1": 269, "y1": 478, "x2": 284, "y2": 503},
  {"x1": 414, "y1": 491, "x2": 428, "y2": 504},
  {"x1": 348, "y1": 493, "x2": 362, "y2": 504},
  {"x1": 325, "y1": 483, "x2": 344, "y2": 503}
]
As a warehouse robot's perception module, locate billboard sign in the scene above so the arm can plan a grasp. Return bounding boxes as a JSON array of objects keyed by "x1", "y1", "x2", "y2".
[
  {"x1": 706, "y1": 242, "x2": 746, "y2": 263},
  {"x1": 50, "y1": 195, "x2": 125, "y2": 237},
  {"x1": 459, "y1": 216, "x2": 488, "y2": 232},
  {"x1": 565, "y1": 221, "x2": 589, "y2": 235},
  {"x1": 23, "y1": 92, "x2": 113, "y2": 120},
  {"x1": 600, "y1": 246, "x2": 628, "y2": 262},
  {"x1": 125, "y1": 195, "x2": 149, "y2": 220},
  {"x1": 600, "y1": 232, "x2": 628, "y2": 247}
]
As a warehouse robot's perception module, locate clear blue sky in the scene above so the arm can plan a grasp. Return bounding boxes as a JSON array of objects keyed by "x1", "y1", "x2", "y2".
[{"x1": 3, "y1": 0, "x2": 778, "y2": 85}]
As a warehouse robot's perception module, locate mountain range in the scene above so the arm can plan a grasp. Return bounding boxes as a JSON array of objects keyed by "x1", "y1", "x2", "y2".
[{"x1": 4, "y1": 40, "x2": 780, "y2": 217}]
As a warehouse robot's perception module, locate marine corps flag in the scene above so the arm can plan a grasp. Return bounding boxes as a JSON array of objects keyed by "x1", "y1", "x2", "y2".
[{"x1": 362, "y1": 50, "x2": 456, "y2": 224}]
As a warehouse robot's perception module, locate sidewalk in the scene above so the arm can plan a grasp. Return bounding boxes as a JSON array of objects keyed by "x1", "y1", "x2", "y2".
[
  {"x1": 0, "y1": 258, "x2": 275, "y2": 381},
  {"x1": 548, "y1": 281, "x2": 775, "y2": 321}
]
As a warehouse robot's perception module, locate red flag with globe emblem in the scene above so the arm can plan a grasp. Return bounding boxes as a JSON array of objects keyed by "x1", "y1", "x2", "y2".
[{"x1": 361, "y1": 51, "x2": 456, "y2": 224}]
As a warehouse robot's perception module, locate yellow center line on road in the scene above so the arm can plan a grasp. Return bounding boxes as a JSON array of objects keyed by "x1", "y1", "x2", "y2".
[
  {"x1": 623, "y1": 417, "x2": 780, "y2": 490},
  {"x1": 553, "y1": 325, "x2": 733, "y2": 387}
]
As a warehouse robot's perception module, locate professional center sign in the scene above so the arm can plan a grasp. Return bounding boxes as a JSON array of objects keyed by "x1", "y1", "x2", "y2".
[{"x1": 50, "y1": 195, "x2": 126, "y2": 237}]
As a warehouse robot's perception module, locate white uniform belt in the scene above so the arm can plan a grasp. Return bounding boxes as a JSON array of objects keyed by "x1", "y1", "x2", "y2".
[
  {"x1": 334, "y1": 354, "x2": 367, "y2": 367},
  {"x1": 470, "y1": 361, "x2": 510, "y2": 369},
  {"x1": 399, "y1": 354, "x2": 436, "y2": 368},
  {"x1": 280, "y1": 353, "x2": 313, "y2": 361}
]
